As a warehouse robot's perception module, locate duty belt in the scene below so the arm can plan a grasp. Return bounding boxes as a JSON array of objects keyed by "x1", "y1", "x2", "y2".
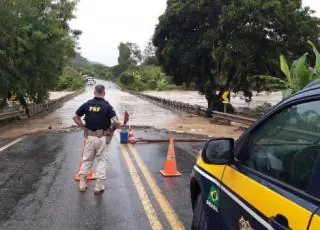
[{"x1": 84, "y1": 128, "x2": 112, "y2": 138}]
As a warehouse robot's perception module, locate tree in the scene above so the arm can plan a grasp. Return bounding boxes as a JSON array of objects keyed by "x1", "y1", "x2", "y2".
[
  {"x1": 118, "y1": 42, "x2": 142, "y2": 66},
  {"x1": 153, "y1": 0, "x2": 320, "y2": 113},
  {"x1": 142, "y1": 39, "x2": 159, "y2": 66},
  {"x1": 0, "y1": 0, "x2": 79, "y2": 112},
  {"x1": 113, "y1": 42, "x2": 142, "y2": 77}
]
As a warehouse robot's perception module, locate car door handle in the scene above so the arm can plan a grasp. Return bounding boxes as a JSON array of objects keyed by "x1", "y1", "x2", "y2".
[{"x1": 269, "y1": 214, "x2": 292, "y2": 230}]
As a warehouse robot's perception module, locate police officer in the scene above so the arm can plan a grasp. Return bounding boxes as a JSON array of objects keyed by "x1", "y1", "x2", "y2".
[{"x1": 73, "y1": 84, "x2": 120, "y2": 193}]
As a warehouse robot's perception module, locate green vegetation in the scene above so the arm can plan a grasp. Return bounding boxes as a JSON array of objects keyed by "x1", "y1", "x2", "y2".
[
  {"x1": 72, "y1": 52, "x2": 91, "y2": 67},
  {"x1": 119, "y1": 66, "x2": 170, "y2": 91},
  {"x1": 111, "y1": 42, "x2": 143, "y2": 77},
  {"x1": 0, "y1": 0, "x2": 79, "y2": 115},
  {"x1": 118, "y1": 42, "x2": 142, "y2": 66},
  {"x1": 72, "y1": 52, "x2": 113, "y2": 81},
  {"x1": 250, "y1": 41, "x2": 320, "y2": 98},
  {"x1": 111, "y1": 40, "x2": 170, "y2": 91},
  {"x1": 71, "y1": 39, "x2": 168, "y2": 93},
  {"x1": 142, "y1": 40, "x2": 159, "y2": 66},
  {"x1": 55, "y1": 67, "x2": 85, "y2": 91},
  {"x1": 280, "y1": 41, "x2": 320, "y2": 98},
  {"x1": 153, "y1": 0, "x2": 320, "y2": 112},
  {"x1": 80, "y1": 64, "x2": 113, "y2": 80}
]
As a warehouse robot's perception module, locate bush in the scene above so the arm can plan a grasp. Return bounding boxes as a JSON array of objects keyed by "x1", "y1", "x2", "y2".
[
  {"x1": 90, "y1": 64, "x2": 113, "y2": 80},
  {"x1": 119, "y1": 66, "x2": 170, "y2": 91},
  {"x1": 55, "y1": 67, "x2": 85, "y2": 91},
  {"x1": 112, "y1": 64, "x2": 129, "y2": 77}
]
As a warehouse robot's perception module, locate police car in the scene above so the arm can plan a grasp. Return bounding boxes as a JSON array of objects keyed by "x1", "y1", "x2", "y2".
[{"x1": 190, "y1": 81, "x2": 320, "y2": 230}]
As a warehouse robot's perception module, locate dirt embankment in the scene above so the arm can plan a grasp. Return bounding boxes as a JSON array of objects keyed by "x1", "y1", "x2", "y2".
[{"x1": 160, "y1": 115, "x2": 243, "y2": 140}]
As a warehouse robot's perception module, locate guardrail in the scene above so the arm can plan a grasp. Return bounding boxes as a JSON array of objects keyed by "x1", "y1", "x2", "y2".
[
  {"x1": 128, "y1": 91, "x2": 256, "y2": 127},
  {"x1": 0, "y1": 88, "x2": 85, "y2": 122},
  {"x1": 0, "y1": 110, "x2": 24, "y2": 121},
  {"x1": 211, "y1": 111, "x2": 256, "y2": 126}
]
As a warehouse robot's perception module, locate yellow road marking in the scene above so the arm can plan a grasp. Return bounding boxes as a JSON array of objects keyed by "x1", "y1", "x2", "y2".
[
  {"x1": 128, "y1": 144, "x2": 185, "y2": 230},
  {"x1": 119, "y1": 145, "x2": 162, "y2": 230}
]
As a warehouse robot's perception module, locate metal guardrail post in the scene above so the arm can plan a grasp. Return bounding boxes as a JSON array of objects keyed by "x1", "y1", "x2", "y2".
[{"x1": 0, "y1": 111, "x2": 24, "y2": 121}]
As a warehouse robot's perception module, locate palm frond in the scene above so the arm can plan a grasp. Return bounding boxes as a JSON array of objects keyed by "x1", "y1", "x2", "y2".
[{"x1": 280, "y1": 55, "x2": 291, "y2": 84}]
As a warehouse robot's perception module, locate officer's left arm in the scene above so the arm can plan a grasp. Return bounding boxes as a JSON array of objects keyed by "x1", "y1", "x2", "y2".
[
  {"x1": 108, "y1": 106, "x2": 121, "y2": 129},
  {"x1": 111, "y1": 116, "x2": 121, "y2": 129}
]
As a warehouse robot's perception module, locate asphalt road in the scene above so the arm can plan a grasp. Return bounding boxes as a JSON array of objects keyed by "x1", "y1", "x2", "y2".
[{"x1": 0, "y1": 129, "x2": 206, "y2": 230}]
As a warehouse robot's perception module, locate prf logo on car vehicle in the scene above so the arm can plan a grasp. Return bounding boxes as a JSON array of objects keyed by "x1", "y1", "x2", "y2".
[
  {"x1": 206, "y1": 185, "x2": 219, "y2": 213},
  {"x1": 239, "y1": 216, "x2": 254, "y2": 230}
]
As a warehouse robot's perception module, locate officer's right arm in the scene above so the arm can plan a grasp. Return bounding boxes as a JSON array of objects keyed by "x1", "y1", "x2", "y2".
[{"x1": 73, "y1": 103, "x2": 86, "y2": 128}]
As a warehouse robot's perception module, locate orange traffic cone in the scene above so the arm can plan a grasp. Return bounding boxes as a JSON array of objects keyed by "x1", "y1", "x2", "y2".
[
  {"x1": 160, "y1": 137, "x2": 181, "y2": 177},
  {"x1": 129, "y1": 127, "x2": 134, "y2": 136},
  {"x1": 74, "y1": 138, "x2": 96, "y2": 181},
  {"x1": 74, "y1": 170, "x2": 95, "y2": 181},
  {"x1": 129, "y1": 127, "x2": 135, "y2": 144}
]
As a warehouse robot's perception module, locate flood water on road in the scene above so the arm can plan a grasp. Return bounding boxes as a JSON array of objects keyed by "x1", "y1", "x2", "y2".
[
  {"x1": 0, "y1": 80, "x2": 249, "y2": 140},
  {"x1": 45, "y1": 80, "x2": 178, "y2": 128},
  {"x1": 145, "y1": 90, "x2": 283, "y2": 109}
]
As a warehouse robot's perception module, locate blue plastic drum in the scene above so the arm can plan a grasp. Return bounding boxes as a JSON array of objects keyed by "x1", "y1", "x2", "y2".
[{"x1": 120, "y1": 129, "x2": 129, "y2": 144}]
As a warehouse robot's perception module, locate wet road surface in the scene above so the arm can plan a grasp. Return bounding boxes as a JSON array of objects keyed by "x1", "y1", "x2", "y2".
[
  {"x1": 0, "y1": 79, "x2": 242, "y2": 229},
  {"x1": 46, "y1": 80, "x2": 178, "y2": 128},
  {"x1": 0, "y1": 129, "x2": 205, "y2": 229}
]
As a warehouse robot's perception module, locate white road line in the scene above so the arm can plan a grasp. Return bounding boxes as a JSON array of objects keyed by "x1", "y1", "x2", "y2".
[{"x1": 0, "y1": 137, "x2": 24, "y2": 152}]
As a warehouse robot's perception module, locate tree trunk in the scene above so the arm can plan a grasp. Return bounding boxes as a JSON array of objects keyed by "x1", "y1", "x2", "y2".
[
  {"x1": 18, "y1": 96, "x2": 30, "y2": 117},
  {"x1": 205, "y1": 94, "x2": 214, "y2": 117},
  {"x1": 0, "y1": 97, "x2": 7, "y2": 109},
  {"x1": 211, "y1": 95, "x2": 235, "y2": 113}
]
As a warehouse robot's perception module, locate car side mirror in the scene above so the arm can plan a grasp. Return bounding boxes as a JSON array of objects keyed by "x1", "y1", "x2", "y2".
[{"x1": 202, "y1": 138, "x2": 234, "y2": 165}]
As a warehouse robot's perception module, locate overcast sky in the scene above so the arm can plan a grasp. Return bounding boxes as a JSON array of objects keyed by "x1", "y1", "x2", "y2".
[{"x1": 70, "y1": 0, "x2": 320, "y2": 66}]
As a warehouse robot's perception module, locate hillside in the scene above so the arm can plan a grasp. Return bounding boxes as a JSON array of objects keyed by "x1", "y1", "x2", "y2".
[{"x1": 72, "y1": 52, "x2": 90, "y2": 67}]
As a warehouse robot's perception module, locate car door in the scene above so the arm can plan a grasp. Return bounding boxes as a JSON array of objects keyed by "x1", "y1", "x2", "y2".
[
  {"x1": 220, "y1": 99, "x2": 320, "y2": 230},
  {"x1": 193, "y1": 153, "x2": 227, "y2": 228},
  {"x1": 309, "y1": 208, "x2": 320, "y2": 230},
  {"x1": 307, "y1": 160, "x2": 320, "y2": 230}
]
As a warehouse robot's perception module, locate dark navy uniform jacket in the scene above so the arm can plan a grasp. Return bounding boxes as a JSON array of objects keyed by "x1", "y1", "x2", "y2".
[{"x1": 76, "y1": 97, "x2": 117, "y2": 131}]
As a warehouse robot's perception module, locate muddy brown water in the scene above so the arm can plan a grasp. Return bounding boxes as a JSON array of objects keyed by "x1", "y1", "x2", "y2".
[
  {"x1": 2, "y1": 80, "x2": 268, "y2": 140},
  {"x1": 144, "y1": 90, "x2": 283, "y2": 109},
  {"x1": 45, "y1": 80, "x2": 178, "y2": 128}
]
